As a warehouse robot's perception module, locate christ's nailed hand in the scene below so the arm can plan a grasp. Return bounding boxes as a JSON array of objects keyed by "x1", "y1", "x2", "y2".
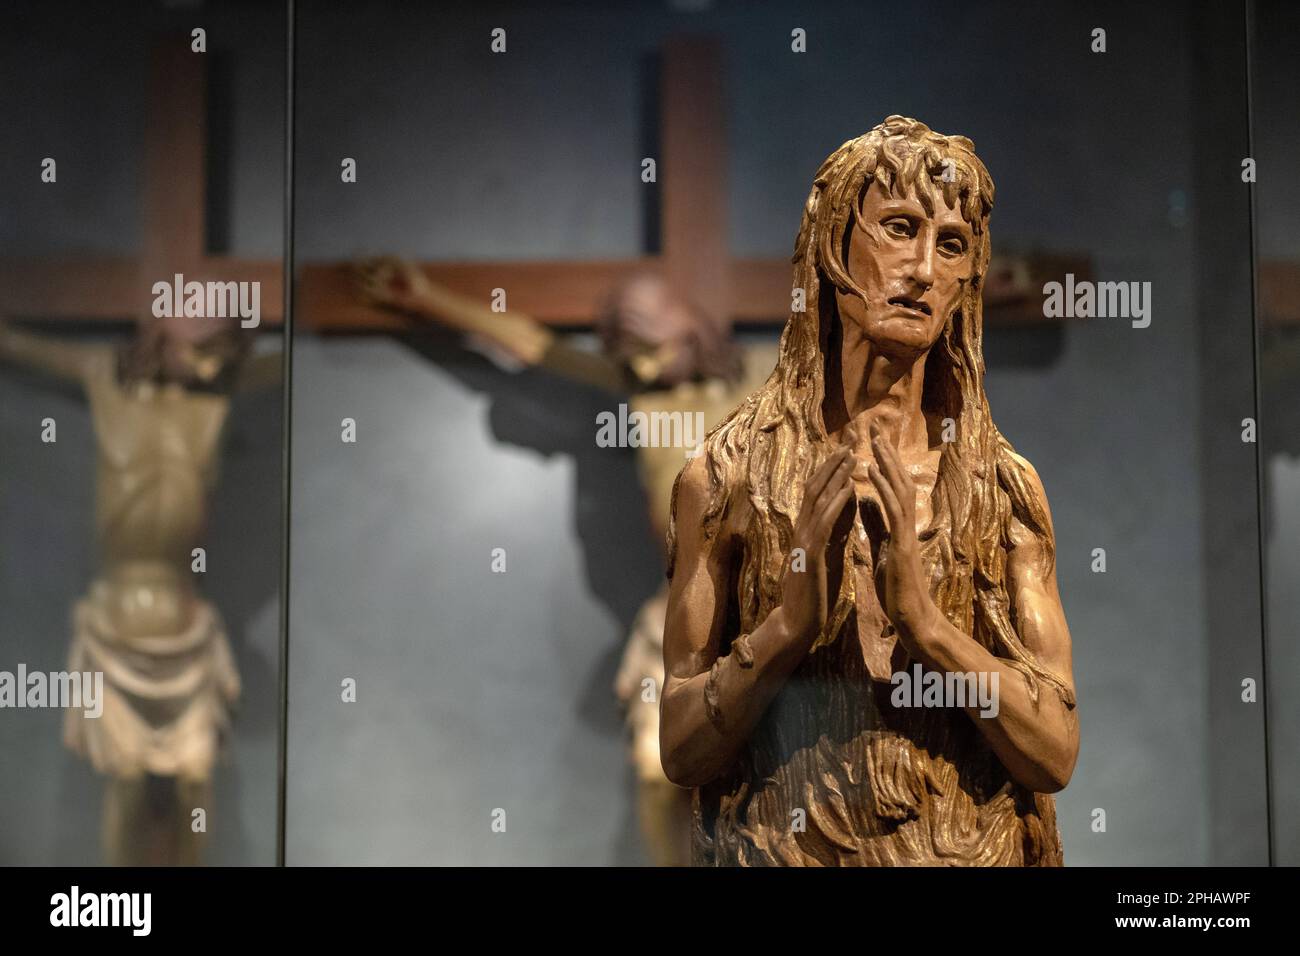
[{"x1": 354, "y1": 257, "x2": 431, "y2": 313}]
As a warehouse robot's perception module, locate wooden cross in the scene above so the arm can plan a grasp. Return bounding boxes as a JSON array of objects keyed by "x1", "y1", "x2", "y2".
[
  {"x1": 295, "y1": 36, "x2": 1096, "y2": 331},
  {"x1": 0, "y1": 41, "x2": 280, "y2": 325},
  {"x1": 8, "y1": 34, "x2": 1293, "y2": 331}
]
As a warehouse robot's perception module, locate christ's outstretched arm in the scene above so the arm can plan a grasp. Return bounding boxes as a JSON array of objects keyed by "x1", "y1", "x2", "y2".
[
  {"x1": 0, "y1": 318, "x2": 104, "y2": 387},
  {"x1": 355, "y1": 257, "x2": 628, "y2": 394}
]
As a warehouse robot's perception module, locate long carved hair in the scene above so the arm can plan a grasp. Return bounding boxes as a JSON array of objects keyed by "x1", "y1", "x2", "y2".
[{"x1": 670, "y1": 116, "x2": 1073, "y2": 706}]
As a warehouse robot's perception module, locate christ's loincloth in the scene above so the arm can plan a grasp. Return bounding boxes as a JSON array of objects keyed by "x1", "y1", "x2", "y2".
[{"x1": 63, "y1": 579, "x2": 240, "y2": 782}]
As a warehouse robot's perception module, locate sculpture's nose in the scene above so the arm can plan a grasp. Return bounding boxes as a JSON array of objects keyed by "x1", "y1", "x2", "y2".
[{"x1": 910, "y1": 233, "x2": 936, "y2": 290}]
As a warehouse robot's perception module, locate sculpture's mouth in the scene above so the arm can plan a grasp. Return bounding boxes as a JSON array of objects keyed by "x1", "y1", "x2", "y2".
[{"x1": 888, "y1": 295, "x2": 932, "y2": 317}]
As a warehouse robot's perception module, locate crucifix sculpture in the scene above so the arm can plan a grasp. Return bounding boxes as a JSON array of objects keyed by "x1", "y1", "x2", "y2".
[{"x1": 0, "y1": 36, "x2": 1103, "y2": 332}]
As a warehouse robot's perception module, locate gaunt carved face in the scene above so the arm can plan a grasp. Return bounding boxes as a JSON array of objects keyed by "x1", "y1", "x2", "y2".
[{"x1": 835, "y1": 177, "x2": 976, "y2": 359}]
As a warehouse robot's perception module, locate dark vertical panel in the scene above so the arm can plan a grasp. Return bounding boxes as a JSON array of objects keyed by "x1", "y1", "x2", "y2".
[{"x1": 1193, "y1": 0, "x2": 1270, "y2": 865}]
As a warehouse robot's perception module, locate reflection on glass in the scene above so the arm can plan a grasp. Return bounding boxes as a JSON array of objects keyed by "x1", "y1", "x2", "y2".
[{"x1": 0, "y1": 316, "x2": 278, "y2": 864}]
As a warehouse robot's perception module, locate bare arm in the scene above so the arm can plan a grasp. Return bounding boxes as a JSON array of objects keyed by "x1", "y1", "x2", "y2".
[
  {"x1": 356, "y1": 258, "x2": 627, "y2": 394},
  {"x1": 0, "y1": 318, "x2": 103, "y2": 386},
  {"x1": 868, "y1": 427, "x2": 1079, "y2": 793},
  {"x1": 660, "y1": 447, "x2": 855, "y2": 787},
  {"x1": 920, "y1": 456, "x2": 1078, "y2": 792}
]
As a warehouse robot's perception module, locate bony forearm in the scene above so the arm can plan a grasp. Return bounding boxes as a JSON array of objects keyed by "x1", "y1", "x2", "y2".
[
  {"x1": 1007, "y1": 735, "x2": 1077, "y2": 793},
  {"x1": 910, "y1": 616, "x2": 1077, "y2": 792},
  {"x1": 413, "y1": 283, "x2": 553, "y2": 365},
  {"x1": 661, "y1": 607, "x2": 804, "y2": 786},
  {"x1": 986, "y1": 675, "x2": 1078, "y2": 791},
  {"x1": 977, "y1": 703, "x2": 1077, "y2": 792}
]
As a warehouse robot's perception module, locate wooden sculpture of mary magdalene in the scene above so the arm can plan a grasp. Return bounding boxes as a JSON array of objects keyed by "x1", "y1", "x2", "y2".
[{"x1": 660, "y1": 116, "x2": 1079, "y2": 866}]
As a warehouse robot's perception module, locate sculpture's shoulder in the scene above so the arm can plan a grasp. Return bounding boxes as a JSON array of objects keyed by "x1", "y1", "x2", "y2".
[
  {"x1": 670, "y1": 445, "x2": 750, "y2": 552},
  {"x1": 1000, "y1": 447, "x2": 1059, "y2": 555},
  {"x1": 1006, "y1": 448, "x2": 1051, "y2": 508},
  {"x1": 1007, "y1": 447, "x2": 1040, "y2": 482},
  {"x1": 671, "y1": 451, "x2": 713, "y2": 524}
]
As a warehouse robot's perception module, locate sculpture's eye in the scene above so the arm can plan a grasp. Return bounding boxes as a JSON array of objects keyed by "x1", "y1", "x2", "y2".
[
  {"x1": 883, "y1": 218, "x2": 913, "y2": 238},
  {"x1": 938, "y1": 234, "x2": 967, "y2": 257}
]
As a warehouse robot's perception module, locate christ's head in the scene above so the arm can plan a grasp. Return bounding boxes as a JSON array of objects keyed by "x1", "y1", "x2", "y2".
[
  {"x1": 122, "y1": 313, "x2": 252, "y2": 391},
  {"x1": 598, "y1": 274, "x2": 740, "y2": 389}
]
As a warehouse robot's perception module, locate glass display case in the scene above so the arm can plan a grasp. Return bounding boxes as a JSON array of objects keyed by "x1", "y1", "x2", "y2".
[{"x1": 0, "y1": 0, "x2": 1292, "y2": 871}]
